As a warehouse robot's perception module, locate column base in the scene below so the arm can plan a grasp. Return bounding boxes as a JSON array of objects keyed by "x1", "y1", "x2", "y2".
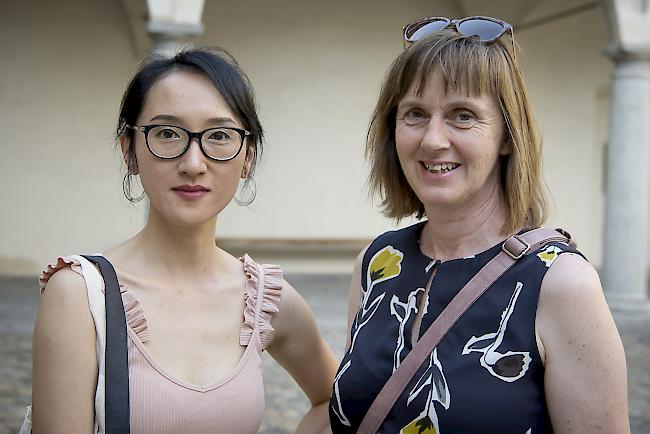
[{"x1": 606, "y1": 296, "x2": 650, "y2": 317}]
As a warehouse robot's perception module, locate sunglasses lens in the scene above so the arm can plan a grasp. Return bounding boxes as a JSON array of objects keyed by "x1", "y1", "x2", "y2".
[
  {"x1": 405, "y1": 19, "x2": 449, "y2": 42},
  {"x1": 457, "y1": 19, "x2": 506, "y2": 41}
]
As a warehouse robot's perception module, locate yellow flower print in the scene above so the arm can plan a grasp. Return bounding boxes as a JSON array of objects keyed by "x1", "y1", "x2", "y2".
[
  {"x1": 537, "y1": 245, "x2": 563, "y2": 267},
  {"x1": 401, "y1": 349, "x2": 449, "y2": 434},
  {"x1": 334, "y1": 245, "x2": 405, "y2": 426},
  {"x1": 401, "y1": 416, "x2": 438, "y2": 434},
  {"x1": 348, "y1": 246, "x2": 403, "y2": 353},
  {"x1": 369, "y1": 246, "x2": 403, "y2": 284}
]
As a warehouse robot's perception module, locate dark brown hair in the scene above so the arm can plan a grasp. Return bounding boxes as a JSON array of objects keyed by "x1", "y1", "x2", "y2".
[{"x1": 117, "y1": 47, "x2": 263, "y2": 203}]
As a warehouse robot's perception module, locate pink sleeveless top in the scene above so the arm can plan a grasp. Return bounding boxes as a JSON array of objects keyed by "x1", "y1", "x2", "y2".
[{"x1": 40, "y1": 254, "x2": 283, "y2": 434}]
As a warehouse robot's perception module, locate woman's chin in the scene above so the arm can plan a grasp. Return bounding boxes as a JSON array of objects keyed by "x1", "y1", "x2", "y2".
[
  {"x1": 417, "y1": 190, "x2": 463, "y2": 211},
  {"x1": 149, "y1": 205, "x2": 220, "y2": 230}
]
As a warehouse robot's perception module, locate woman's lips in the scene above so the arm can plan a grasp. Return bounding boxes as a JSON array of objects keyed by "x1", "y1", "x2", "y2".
[{"x1": 172, "y1": 184, "x2": 210, "y2": 199}]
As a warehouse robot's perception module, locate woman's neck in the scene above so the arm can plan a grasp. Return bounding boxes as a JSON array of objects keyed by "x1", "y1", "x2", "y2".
[
  {"x1": 116, "y1": 209, "x2": 224, "y2": 281},
  {"x1": 420, "y1": 184, "x2": 512, "y2": 261}
]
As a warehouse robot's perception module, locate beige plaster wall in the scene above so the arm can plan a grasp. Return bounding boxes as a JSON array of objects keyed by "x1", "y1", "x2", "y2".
[
  {"x1": 0, "y1": 0, "x2": 146, "y2": 275},
  {"x1": 0, "y1": 0, "x2": 611, "y2": 275},
  {"x1": 205, "y1": 0, "x2": 611, "y2": 268},
  {"x1": 204, "y1": 0, "x2": 459, "y2": 242},
  {"x1": 519, "y1": 3, "x2": 611, "y2": 266}
]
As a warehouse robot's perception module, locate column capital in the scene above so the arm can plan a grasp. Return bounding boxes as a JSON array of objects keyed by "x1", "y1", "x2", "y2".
[
  {"x1": 605, "y1": 51, "x2": 650, "y2": 83},
  {"x1": 147, "y1": 20, "x2": 204, "y2": 37},
  {"x1": 147, "y1": 20, "x2": 204, "y2": 57},
  {"x1": 603, "y1": 0, "x2": 650, "y2": 59},
  {"x1": 604, "y1": 46, "x2": 650, "y2": 63}
]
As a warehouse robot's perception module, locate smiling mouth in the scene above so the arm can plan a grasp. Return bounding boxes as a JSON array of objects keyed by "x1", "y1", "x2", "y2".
[{"x1": 422, "y1": 162, "x2": 460, "y2": 174}]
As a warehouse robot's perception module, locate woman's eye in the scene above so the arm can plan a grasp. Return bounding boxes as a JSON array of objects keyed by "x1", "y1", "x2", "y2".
[
  {"x1": 159, "y1": 128, "x2": 180, "y2": 139},
  {"x1": 402, "y1": 109, "x2": 427, "y2": 124},
  {"x1": 208, "y1": 130, "x2": 232, "y2": 142},
  {"x1": 453, "y1": 111, "x2": 475, "y2": 125}
]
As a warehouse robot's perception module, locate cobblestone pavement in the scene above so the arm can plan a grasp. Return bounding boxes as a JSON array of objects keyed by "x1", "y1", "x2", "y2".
[{"x1": 1, "y1": 274, "x2": 649, "y2": 433}]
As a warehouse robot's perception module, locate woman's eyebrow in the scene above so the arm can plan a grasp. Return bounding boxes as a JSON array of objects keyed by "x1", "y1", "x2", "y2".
[
  {"x1": 206, "y1": 117, "x2": 237, "y2": 126},
  {"x1": 397, "y1": 99, "x2": 420, "y2": 110},
  {"x1": 445, "y1": 98, "x2": 490, "y2": 112},
  {"x1": 149, "y1": 114, "x2": 181, "y2": 123},
  {"x1": 148, "y1": 114, "x2": 237, "y2": 126}
]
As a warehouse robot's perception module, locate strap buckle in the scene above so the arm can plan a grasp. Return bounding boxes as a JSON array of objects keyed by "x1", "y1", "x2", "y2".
[
  {"x1": 555, "y1": 227, "x2": 577, "y2": 248},
  {"x1": 502, "y1": 234, "x2": 530, "y2": 259}
]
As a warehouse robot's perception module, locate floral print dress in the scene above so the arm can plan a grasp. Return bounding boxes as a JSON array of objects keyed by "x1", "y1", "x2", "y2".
[{"x1": 329, "y1": 221, "x2": 582, "y2": 434}]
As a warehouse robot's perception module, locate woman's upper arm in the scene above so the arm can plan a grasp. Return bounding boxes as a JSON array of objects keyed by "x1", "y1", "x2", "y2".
[
  {"x1": 537, "y1": 253, "x2": 630, "y2": 434},
  {"x1": 267, "y1": 279, "x2": 339, "y2": 406},
  {"x1": 32, "y1": 267, "x2": 98, "y2": 434}
]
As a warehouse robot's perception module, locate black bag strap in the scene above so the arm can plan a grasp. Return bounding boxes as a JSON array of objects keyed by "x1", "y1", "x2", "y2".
[{"x1": 82, "y1": 255, "x2": 130, "y2": 434}]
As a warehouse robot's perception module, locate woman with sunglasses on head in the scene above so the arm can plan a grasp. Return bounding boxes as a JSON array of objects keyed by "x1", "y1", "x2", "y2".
[
  {"x1": 29, "y1": 48, "x2": 337, "y2": 434},
  {"x1": 329, "y1": 17, "x2": 629, "y2": 434}
]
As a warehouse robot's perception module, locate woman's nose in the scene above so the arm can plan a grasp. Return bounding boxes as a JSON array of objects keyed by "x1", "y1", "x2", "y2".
[
  {"x1": 178, "y1": 138, "x2": 208, "y2": 176},
  {"x1": 420, "y1": 116, "x2": 451, "y2": 152}
]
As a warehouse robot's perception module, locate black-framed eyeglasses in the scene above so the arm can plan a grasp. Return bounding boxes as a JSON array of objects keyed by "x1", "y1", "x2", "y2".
[
  {"x1": 403, "y1": 16, "x2": 513, "y2": 48},
  {"x1": 127, "y1": 124, "x2": 251, "y2": 161}
]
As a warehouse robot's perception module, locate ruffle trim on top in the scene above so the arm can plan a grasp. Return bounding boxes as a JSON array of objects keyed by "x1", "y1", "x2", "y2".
[
  {"x1": 40, "y1": 256, "x2": 82, "y2": 294},
  {"x1": 120, "y1": 286, "x2": 150, "y2": 342},
  {"x1": 239, "y1": 254, "x2": 283, "y2": 349},
  {"x1": 40, "y1": 255, "x2": 150, "y2": 343}
]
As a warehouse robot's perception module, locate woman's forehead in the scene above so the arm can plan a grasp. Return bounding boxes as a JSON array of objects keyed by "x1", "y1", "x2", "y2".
[
  {"x1": 139, "y1": 70, "x2": 238, "y2": 124},
  {"x1": 145, "y1": 71, "x2": 224, "y2": 107},
  {"x1": 400, "y1": 41, "x2": 505, "y2": 102},
  {"x1": 399, "y1": 68, "x2": 499, "y2": 109}
]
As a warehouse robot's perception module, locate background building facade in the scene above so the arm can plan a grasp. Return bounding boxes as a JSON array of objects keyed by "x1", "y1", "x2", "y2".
[{"x1": 1, "y1": 0, "x2": 648, "y2": 300}]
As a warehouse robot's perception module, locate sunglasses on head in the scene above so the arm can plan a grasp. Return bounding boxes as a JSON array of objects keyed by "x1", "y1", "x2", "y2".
[{"x1": 403, "y1": 16, "x2": 513, "y2": 48}]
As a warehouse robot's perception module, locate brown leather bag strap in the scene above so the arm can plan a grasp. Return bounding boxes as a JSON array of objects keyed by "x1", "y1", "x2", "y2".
[{"x1": 356, "y1": 228, "x2": 574, "y2": 434}]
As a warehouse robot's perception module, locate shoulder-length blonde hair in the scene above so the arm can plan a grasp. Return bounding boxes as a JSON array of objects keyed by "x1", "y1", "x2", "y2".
[{"x1": 366, "y1": 29, "x2": 548, "y2": 234}]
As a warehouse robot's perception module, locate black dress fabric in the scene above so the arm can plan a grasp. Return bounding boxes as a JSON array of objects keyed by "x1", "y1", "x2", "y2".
[{"x1": 329, "y1": 221, "x2": 582, "y2": 434}]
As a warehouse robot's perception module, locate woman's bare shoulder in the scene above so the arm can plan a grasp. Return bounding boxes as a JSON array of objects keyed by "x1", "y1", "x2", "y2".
[
  {"x1": 41, "y1": 265, "x2": 88, "y2": 300},
  {"x1": 539, "y1": 251, "x2": 601, "y2": 303},
  {"x1": 33, "y1": 262, "x2": 98, "y2": 433},
  {"x1": 536, "y1": 254, "x2": 629, "y2": 432}
]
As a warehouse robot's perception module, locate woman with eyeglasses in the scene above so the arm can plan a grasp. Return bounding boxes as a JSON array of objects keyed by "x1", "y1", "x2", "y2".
[
  {"x1": 329, "y1": 17, "x2": 629, "y2": 434},
  {"x1": 29, "y1": 48, "x2": 337, "y2": 434}
]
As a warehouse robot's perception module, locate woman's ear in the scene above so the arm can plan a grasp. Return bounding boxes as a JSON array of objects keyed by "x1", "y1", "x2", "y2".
[
  {"x1": 241, "y1": 146, "x2": 254, "y2": 179},
  {"x1": 120, "y1": 135, "x2": 138, "y2": 175},
  {"x1": 499, "y1": 135, "x2": 513, "y2": 156}
]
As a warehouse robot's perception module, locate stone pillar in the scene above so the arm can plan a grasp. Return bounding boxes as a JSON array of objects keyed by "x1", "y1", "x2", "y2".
[
  {"x1": 147, "y1": 21, "x2": 203, "y2": 58},
  {"x1": 603, "y1": 54, "x2": 650, "y2": 302}
]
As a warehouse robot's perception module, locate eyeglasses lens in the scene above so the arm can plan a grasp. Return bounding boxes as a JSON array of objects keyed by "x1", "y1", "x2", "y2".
[
  {"x1": 148, "y1": 126, "x2": 187, "y2": 158},
  {"x1": 147, "y1": 126, "x2": 241, "y2": 160},
  {"x1": 201, "y1": 128, "x2": 240, "y2": 160},
  {"x1": 456, "y1": 19, "x2": 505, "y2": 42},
  {"x1": 405, "y1": 19, "x2": 449, "y2": 42}
]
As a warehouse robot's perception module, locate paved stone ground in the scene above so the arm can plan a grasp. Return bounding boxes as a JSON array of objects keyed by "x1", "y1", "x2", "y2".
[{"x1": 1, "y1": 274, "x2": 648, "y2": 433}]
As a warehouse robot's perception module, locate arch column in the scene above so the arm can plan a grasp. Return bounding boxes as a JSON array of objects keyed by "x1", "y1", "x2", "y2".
[
  {"x1": 602, "y1": 0, "x2": 650, "y2": 304},
  {"x1": 602, "y1": 53, "x2": 650, "y2": 303}
]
